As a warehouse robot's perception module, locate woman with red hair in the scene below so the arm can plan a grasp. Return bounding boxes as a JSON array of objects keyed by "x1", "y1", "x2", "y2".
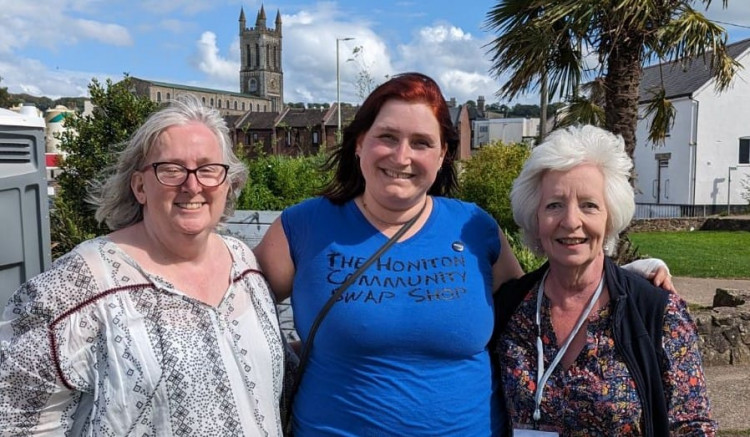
[{"x1": 255, "y1": 73, "x2": 671, "y2": 436}]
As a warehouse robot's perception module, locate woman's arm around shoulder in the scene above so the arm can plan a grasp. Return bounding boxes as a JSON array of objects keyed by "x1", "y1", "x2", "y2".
[
  {"x1": 660, "y1": 293, "x2": 717, "y2": 434},
  {"x1": 492, "y1": 228, "x2": 524, "y2": 292},
  {"x1": 254, "y1": 217, "x2": 296, "y2": 302}
]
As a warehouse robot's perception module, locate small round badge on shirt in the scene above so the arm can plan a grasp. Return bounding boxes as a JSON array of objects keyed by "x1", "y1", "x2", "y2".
[{"x1": 451, "y1": 241, "x2": 464, "y2": 252}]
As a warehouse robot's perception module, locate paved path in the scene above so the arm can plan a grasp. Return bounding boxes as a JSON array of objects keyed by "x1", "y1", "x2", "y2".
[
  {"x1": 674, "y1": 277, "x2": 750, "y2": 434},
  {"x1": 673, "y1": 277, "x2": 750, "y2": 307}
]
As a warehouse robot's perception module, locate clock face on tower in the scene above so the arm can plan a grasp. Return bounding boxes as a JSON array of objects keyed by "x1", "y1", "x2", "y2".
[{"x1": 269, "y1": 78, "x2": 278, "y2": 92}]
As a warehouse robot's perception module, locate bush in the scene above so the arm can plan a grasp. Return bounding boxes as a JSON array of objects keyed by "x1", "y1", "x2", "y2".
[
  {"x1": 238, "y1": 145, "x2": 332, "y2": 210},
  {"x1": 51, "y1": 76, "x2": 157, "y2": 258},
  {"x1": 457, "y1": 141, "x2": 530, "y2": 234},
  {"x1": 505, "y1": 231, "x2": 546, "y2": 272}
]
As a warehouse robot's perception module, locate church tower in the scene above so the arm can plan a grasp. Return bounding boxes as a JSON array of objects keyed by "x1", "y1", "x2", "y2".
[{"x1": 239, "y1": 6, "x2": 283, "y2": 111}]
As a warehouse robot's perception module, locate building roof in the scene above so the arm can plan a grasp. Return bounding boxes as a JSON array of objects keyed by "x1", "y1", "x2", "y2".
[
  {"x1": 235, "y1": 111, "x2": 281, "y2": 130},
  {"x1": 465, "y1": 105, "x2": 485, "y2": 121},
  {"x1": 448, "y1": 106, "x2": 461, "y2": 126},
  {"x1": 639, "y1": 37, "x2": 750, "y2": 102},
  {"x1": 280, "y1": 108, "x2": 327, "y2": 127},
  {"x1": 131, "y1": 76, "x2": 270, "y2": 101},
  {"x1": 223, "y1": 114, "x2": 243, "y2": 129},
  {"x1": 323, "y1": 105, "x2": 359, "y2": 126}
]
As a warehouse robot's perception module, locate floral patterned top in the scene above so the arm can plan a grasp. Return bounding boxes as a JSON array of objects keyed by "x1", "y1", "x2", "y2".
[
  {"x1": 0, "y1": 236, "x2": 284, "y2": 436},
  {"x1": 496, "y1": 281, "x2": 716, "y2": 436}
]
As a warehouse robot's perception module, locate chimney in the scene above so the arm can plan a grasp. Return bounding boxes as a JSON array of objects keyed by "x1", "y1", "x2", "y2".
[{"x1": 477, "y1": 95, "x2": 485, "y2": 113}]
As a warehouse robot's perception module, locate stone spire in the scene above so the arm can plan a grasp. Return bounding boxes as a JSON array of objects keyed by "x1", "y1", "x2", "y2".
[
  {"x1": 256, "y1": 5, "x2": 267, "y2": 29},
  {"x1": 239, "y1": 7, "x2": 246, "y2": 34},
  {"x1": 275, "y1": 9, "x2": 282, "y2": 35}
]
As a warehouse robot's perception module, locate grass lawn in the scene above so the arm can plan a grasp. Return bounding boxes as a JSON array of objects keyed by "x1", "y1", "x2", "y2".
[{"x1": 628, "y1": 231, "x2": 750, "y2": 279}]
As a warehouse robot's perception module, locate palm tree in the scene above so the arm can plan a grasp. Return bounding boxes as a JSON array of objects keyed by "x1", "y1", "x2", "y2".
[{"x1": 484, "y1": 0, "x2": 740, "y2": 157}]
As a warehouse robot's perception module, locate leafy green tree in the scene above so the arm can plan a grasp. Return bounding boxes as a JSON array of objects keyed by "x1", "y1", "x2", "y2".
[
  {"x1": 457, "y1": 141, "x2": 545, "y2": 271},
  {"x1": 52, "y1": 76, "x2": 157, "y2": 257},
  {"x1": 0, "y1": 76, "x2": 20, "y2": 108},
  {"x1": 458, "y1": 141, "x2": 529, "y2": 234},
  {"x1": 508, "y1": 103, "x2": 539, "y2": 118},
  {"x1": 485, "y1": 0, "x2": 739, "y2": 156}
]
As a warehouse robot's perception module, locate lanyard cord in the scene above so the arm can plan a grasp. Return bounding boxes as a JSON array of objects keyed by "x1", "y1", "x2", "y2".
[{"x1": 533, "y1": 270, "x2": 605, "y2": 422}]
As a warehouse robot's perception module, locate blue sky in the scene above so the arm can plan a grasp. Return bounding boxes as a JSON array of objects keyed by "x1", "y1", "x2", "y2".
[{"x1": 2, "y1": 0, "x2": 750, "y2": 106}]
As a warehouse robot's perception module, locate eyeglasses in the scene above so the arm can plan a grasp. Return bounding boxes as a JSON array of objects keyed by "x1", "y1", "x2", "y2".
[{"x1": 147, "y1": 162, "x2": 229, "y2": 187}]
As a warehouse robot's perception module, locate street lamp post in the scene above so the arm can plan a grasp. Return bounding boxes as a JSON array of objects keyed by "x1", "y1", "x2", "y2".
[
  {"x1": 728, "y1": 166, "x2": 738, "y2": 215},
  {"x1": 336, "y1": 37, "x2": 354, "y2": 142}
]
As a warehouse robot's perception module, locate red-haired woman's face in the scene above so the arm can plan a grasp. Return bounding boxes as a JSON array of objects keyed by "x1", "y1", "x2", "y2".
[{"x1": 355, "y1": 99, "x2": 446, "y2": 210}]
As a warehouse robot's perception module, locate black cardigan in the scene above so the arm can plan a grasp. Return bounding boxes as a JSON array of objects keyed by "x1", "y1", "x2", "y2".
[{"x1": 492, "y1": 257, "x2": 670, "y2": 436}]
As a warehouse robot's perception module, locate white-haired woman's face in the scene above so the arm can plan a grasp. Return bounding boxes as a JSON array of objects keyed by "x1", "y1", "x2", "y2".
[{"x1": 536, "y1": 164, "x2": 608, "y2": 269}]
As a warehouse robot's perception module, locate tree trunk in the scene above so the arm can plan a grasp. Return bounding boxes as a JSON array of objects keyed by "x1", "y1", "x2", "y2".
[
  {"x1": 604, "y1": 36, "x2": 644, "y2": 160},
  {"x1": 540, "y1": 70, "x2": 548, "y2": 143}
]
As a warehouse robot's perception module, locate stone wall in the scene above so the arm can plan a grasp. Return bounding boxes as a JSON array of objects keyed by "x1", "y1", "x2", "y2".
[
  {"x1": 693, "y1": 288, "x2": 750, "y2": 366},
  {"x1": 627, "y1": 217, "x2": 750, "y2": 233}
]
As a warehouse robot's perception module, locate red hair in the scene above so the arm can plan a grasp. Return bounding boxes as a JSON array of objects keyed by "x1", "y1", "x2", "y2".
[{"x1": 321, "y1": 72, "x2": 459, "y2": 203}]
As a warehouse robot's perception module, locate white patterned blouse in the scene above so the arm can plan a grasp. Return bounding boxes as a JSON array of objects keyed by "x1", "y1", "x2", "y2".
[{"x1": 0, "y1": 235, "x2": 283, "y2": 436}]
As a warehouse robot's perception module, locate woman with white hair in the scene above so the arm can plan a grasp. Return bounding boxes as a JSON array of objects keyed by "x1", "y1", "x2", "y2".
[
  {"x1": 0, "y1": 96, "x2": 284, "y2": 435},
  {"x1": 492, "y1": 125, "x2": 715, "y2": 436}
]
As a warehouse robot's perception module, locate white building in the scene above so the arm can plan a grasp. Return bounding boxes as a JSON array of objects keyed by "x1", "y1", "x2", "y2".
[
  {"x1": 634, "y1": 38, "x2": 750, "y2": 215},
  {"x1": 472, "y1": 117, "x2": 539, "y2": 148}
]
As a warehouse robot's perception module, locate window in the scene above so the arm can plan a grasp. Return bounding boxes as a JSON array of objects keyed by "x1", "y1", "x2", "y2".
[
  {"x1": 479, "y1": 125, "x2": 488, "y2": 133},
  {"x1": 156, "y1": 91, "x2": 162, "y2": 102},
  {"x1": 234, "y1": 101, "x2": 238, "y2": 110},
  {"x1": 166, "y1": 93, "x2": 171, "y2": 100},
  {"x1": 218, "y1": 100, "x2": 222, "y2": 108},
  {"x1": 740, "y1": 138, "x2": 750, "y2": 164},
  {"x1": 242, "y1": 102, "x2": 246, "y2": 111},
  {"x1": 210, "y1": 98, "x2": 214, "y2": 106},
  {"x1": 202, "y1": 97, "x2": 206, "y2": 104}
]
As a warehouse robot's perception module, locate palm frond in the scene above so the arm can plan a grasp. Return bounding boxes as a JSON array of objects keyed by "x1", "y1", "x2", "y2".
[
  {"x1": 556, "y1": 96, "x2": 606, "y2": 130},
  {"x1": 644, "y1": 87, "x2": 676, "y2": 146}
]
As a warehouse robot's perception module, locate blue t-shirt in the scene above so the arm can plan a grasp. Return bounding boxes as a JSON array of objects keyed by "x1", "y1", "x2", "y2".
[{"x1": 282, "y1": 196, "x2": 502, "y2": 436}]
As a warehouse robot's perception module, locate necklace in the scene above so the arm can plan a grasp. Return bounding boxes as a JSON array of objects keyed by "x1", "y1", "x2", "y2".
[{"x1": 361, "y1": 196, "x2": 429, "y2": 227}]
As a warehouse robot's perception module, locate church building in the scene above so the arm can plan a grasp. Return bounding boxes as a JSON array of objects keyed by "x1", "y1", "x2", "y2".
[
  {"x1": 239, "y1": 6, "x2": 283, "y2": 112},
  {"x1": 131, "y1": 6, "x2": 284, "y2": 116}
]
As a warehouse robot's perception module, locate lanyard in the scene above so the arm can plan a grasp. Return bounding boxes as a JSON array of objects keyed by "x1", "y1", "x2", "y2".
[{"x1": 533, "y1": 270, "x2": 604, "y2": 422}]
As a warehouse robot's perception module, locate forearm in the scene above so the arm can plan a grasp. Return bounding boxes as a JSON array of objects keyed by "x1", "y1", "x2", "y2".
[{"x1": 661, "y1": 294, "x2": 717, "y2": 434}]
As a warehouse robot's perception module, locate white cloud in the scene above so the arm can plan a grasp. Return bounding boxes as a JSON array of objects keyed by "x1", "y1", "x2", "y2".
[
  {"x1": 139, "y1": 0, "x2": 218, "y2": 15},
  {"x1": 391, "y1": 22, "x2": 501, "y2": 104},
  {"x1": 704, "y1": 2, "x2": 750, "y2": 24},
  {"x1": 159, "y1": 18, "x2": 193, "y2": 34},
  {"x1": 74, "y1": 19, "x2": 133, "y2": 46},
  {"x1": 0, "y1": 1, "x2": 133, "y2": 53},
  {"x1": 0, "y1": 55, "x2": 101, "y2": 98},
  {"x1": 192, "y1": 32, "x2": 238, "y2": 87}
]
